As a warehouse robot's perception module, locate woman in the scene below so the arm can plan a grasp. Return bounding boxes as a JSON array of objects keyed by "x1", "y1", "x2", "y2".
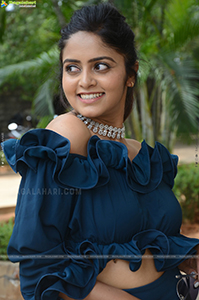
[{"x1": 2, "y1": 3, "x2": 199, "y2": 300}]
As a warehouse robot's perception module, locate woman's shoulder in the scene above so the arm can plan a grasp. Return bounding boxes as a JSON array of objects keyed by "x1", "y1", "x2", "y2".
[
  {"x1": 126, "y1": 138, "x2": 141, "y2": 149},
  {"x1": 124, "y1": 138, "x2": 142, "y2": 161},
  {"x1": 46, "y1": 112, "x2": 92, "y2": 156}
]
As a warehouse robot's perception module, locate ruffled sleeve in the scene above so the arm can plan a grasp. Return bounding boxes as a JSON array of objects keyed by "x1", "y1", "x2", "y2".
[
  {"x1": 126, "y1": 140, "x2": 178, "y2": 193},
  {"x1": 1, "y1": 129, "x2": 102, "y2": 300},
  {"x1": 2, "y1": 129, "x2": 110, "y2": 189}
]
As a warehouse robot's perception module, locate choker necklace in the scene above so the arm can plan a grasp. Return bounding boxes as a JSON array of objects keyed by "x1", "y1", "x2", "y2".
[{"x1": 77, "y1": 114, "x2": 125, "y2": 139}]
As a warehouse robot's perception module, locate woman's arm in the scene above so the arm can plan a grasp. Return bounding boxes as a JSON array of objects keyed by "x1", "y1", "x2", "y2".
[{"x1": 59, "y1": 280, "x2": 140, "y2": 300}]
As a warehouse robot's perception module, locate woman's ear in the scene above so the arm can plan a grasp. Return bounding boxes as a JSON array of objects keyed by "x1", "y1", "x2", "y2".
[{"x1": 126, "y1": 61, "x2": 139, "y2": 88}]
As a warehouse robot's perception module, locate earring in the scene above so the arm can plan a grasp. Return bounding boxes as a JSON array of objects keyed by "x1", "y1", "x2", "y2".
[{"x1": 128, "y1": 82, "x2": 134, "y2": 87}]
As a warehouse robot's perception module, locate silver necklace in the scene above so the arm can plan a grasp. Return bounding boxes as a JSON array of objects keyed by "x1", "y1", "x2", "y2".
[{"x1": 77, "y1": 114, "x2": 125, "y2": 139}]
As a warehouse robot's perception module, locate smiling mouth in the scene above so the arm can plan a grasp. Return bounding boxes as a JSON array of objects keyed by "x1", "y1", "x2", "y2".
[{"x1": 78, "y1": 92, "x2": 104, "y2": 100}]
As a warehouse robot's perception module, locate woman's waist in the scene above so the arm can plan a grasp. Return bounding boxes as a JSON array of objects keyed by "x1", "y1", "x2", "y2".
[{"x1": 96, "y1": 248, "x2": 164, "y2": 289}]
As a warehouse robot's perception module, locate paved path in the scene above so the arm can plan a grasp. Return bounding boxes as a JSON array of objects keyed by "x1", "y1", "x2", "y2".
[
  {"x1": 174, "y1": 142, "x2": 197, "y2": 165},
  {"x1": 0, "y1": 172, "x2": 20, "y2": 208}
]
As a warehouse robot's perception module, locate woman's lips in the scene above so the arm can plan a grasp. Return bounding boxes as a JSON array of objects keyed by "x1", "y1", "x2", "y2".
[{"x1": 78, "y1": 92, "x2": 105, "y2": 103}]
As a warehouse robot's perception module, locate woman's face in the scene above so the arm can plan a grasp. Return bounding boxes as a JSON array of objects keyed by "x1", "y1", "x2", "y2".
[{"x1": 62, "y1": 31, "x2": 131, "y2": 124}]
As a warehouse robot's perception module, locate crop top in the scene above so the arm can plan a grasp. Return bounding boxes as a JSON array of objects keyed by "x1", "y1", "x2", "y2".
[{"x1": 2, "y1": 128, "x2": 199, "y2": 300}]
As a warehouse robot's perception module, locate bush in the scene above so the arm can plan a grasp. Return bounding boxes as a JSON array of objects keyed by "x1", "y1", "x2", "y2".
[
  {"x1": 0, "y1": 218, "x2": 14, "y2": 260},
  {"x1": 0, "y1": 150, "x2": 8, "y2": 166},
  {"x1": 173, "y1": 163, "x2": 199, "y2": 223}
]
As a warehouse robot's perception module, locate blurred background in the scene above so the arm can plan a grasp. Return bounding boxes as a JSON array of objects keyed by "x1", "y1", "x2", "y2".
[
  {"x1": 0, "y1": 1, "x2": 199, "y2": 298},
  {"x1": 0, "y1": 0, "x2": 199, "y2": 150}
]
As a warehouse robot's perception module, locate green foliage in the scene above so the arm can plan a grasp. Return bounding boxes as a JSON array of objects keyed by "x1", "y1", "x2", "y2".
[
  {"x1": 36, "y1": 115, "x2": 54, "y2": 128},
  {"x1": 164, "y1": 0, "x2": 199, "y2": 50},
  {"x1": 0, "y1": 6, "x2": 57, "y2": 66},
  {"x1": 113, "y1": 0, "x2": 199, "y2": 149},
  {"x1": 0, "y1": 150, "x2": 8, "y2": 166},
  {"x1": 173, "y1": 163, "x2": 199, "y2": 223},
  {"x1": 0, "y1": 1, "x2": 63, "y2": 106},
  {"x1": 0, "y1": 218, "x2": 14, "y2": 260},
  {"x1": 0, "y1": 7, "x2": 6, "y2": 43}
]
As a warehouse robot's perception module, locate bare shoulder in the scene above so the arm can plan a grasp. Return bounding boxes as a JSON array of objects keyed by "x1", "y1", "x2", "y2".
[
  {"x1": 126, "y1": 138, "x2": 142, "y2": 151},
  {"x1": 46, "y1": 112, "x2": 91, "y2": 156},
  {"x1": 125, "y1": 138, "x2": 142, "y2": 161}
]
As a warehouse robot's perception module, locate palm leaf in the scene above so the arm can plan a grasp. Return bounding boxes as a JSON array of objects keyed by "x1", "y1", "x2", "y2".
[
  {"x1": 154, "y1": 52, "x2": 199, "y2": 132},
  {"x1": 33, "y1": 78, "x2": 55, "y2": 117},
  {"x1": 164, "y1": 0, "x2": 199, "y2": 50},
  {"x1": 0, "y1": 46, "x2": 59, "y2": 86}
]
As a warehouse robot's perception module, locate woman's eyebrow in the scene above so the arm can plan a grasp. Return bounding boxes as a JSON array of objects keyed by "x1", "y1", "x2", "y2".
[
  {"x1": 88, "y1": 56, "x2": 116, "y2": 63},
  {"x1": 63, "y1": 59, "x2": 80, "y2": 65},
  {"x1": 63, "y1": 56, "x2": 116, "y2": 65}
]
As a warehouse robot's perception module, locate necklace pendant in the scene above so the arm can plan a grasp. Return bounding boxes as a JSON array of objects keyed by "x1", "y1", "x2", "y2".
[
  {"x1": 112, "y1": 132, "x2": 116, "y2": 138},
  {"x1": 98, "y1": 129, "x2": 103, "y2": 135},
  {"x1": 103, "y1": 130, "x2": 107, "y2": 136}
]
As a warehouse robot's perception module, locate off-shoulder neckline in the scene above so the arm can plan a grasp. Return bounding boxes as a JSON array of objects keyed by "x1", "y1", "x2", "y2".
[
  {"x1": 3, "y1": 127, "x2": 178, "y2": 191},
  {"x1": 44, "y1": 127, "x2": 145, "y2": 162}
]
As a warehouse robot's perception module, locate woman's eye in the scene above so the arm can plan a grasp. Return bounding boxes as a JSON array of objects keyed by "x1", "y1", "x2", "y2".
[
  {"x1": 94, "y1": 63, "x2": 109, "y2": 71},
  {"x1": 65, "y1": 65, "x2": 80, "y2": 73}
]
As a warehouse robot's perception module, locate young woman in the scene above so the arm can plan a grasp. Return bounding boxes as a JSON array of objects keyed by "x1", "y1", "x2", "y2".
[{"x1": 2, "y1": 3, "x2": 199, "y2": 300}]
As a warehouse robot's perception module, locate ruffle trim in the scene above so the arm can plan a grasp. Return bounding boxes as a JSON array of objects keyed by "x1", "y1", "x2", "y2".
[
  {"x1": 32, "y1": 230, "x2": 199, "y2": 300},
  {"x1": 2, "y1": 128, "x2": 178, "y2": 193}
]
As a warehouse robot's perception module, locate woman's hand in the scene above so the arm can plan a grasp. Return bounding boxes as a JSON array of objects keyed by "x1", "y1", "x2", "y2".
[
  {"x1": 178, "y1": 245, "x2": 199, "y2": 288},
  {"x1": 59, "y1": 280, "x2": 141, "y2": 300}
]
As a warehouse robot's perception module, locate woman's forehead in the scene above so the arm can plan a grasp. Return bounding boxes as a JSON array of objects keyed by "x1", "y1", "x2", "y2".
[{"x1": 62, "y1": 31, "x2": 124, "y2": 63}]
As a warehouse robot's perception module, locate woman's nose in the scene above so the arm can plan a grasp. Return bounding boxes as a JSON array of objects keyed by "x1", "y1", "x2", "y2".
[{"x1": 79, "y1": 70, "x2": 97, "y2": 88}]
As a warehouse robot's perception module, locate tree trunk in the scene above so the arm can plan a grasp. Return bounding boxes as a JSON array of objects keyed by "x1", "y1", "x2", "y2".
[
  {"x1": 51, "y1": 0, "x2": 67, "y2": 29},
  {"x1": 139, "y1": 83, "x2": 154, "y2": 146}
]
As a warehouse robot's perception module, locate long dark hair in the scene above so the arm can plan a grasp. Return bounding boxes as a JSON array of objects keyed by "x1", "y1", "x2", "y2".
[{"x1": 58, "y1": 3, "x2": 138, "y2": 121}]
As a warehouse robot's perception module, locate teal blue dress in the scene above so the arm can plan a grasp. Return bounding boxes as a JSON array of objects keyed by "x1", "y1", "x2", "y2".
[{"x1": 2, "y1": 128, "x2": 199, "y2": 300}]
